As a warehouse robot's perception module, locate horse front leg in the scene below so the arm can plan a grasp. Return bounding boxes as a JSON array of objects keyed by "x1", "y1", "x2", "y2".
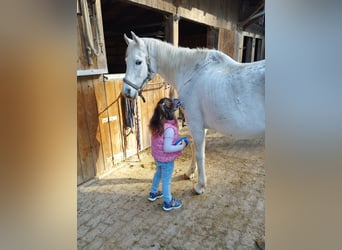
[
  {"x1": 192, "y1": 129, "x2": 206, "y2": 194},
  {"x1": 184, "y1": 143, "x2": 197, "y2": 180}
]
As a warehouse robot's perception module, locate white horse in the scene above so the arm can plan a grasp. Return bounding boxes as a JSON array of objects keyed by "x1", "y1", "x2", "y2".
[{"x1": 122, "y1": 31, "x2": 265, "y2": 194}]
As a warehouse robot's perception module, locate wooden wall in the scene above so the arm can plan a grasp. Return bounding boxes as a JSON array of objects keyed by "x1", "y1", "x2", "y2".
[
  {"x1": 127, "y1": 0, "x2": 240, "y2": 31},
  {"x1": 77, "y1": 74, "x2": 170, "y2": 184},
  {"x1": 218, "y1": 28, "x2": 236, "y2": 58},
  {"x1": 77, "y1": 0, "x2": 174, "y2": 185}
]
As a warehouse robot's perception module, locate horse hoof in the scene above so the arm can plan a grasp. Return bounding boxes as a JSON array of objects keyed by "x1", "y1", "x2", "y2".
[
  {"x1": 184, "y1": 173, "x2": 195, "y2": 180},
  {"x1": 194, "y1": 184, "x2": 205, "y2": 195}
]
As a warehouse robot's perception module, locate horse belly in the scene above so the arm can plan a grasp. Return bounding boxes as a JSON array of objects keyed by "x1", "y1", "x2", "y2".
[
  {"x1": 202, "y1": 104, "x2": 264, "y2": 138},
  {"x1": 206, "y1": 115, "x2": 265, "y2": 139},
  {"x1": 201, "y1": 83, "x2": 265, "y2": 138}
]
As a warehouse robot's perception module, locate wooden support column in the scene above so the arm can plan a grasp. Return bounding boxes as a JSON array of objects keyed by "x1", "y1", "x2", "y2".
[
  {"x1": 237, "y1": 31, "x2": 244, "y2": 62},
  {"x1": 165, "y1": 14, "x2": 179, "y2": 47},
  {"x1": 172, "y1": 18, "x2": 179, "y2": 47},
  {"x1": 165, "y1": 13, "x2": 179, "y2": 99},
  {"x1": 207, "y1": 27, "x2": 218, "y2": 49},
  {"x1": 251, "y1": 38, "x2": 256, "y2": 62}
]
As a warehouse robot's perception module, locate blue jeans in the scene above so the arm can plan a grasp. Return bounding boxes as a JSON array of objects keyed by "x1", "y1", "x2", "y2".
[{"x1": 150, "y1": 161, "x2": 174, "y2": 203}]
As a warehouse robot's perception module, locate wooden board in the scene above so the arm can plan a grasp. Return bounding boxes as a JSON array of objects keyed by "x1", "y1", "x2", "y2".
[
  {"x1": 77, "y1": 79, "x2": 96, "y2": 183},
  {"x1": 93, "y1": 78, "x2": 113, "y2": 173}
]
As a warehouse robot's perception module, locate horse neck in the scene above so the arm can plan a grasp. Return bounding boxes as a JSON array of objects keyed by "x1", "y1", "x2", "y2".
[{"x1": 144, "y1": 38, "x2": 206, "y2": 92}]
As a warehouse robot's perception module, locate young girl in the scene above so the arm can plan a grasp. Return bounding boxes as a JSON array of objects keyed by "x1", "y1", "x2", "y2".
[{"x1": 148, "y1": 98, "x2": 188, "y2": 211}]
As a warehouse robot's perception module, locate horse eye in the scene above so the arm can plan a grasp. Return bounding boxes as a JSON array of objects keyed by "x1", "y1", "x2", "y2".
[{"x1": 135, "y1": 60, "x2": 142, "y2": 65}]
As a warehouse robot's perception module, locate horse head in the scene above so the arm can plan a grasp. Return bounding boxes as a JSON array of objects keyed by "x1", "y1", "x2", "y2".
[{"x1": 122, "y1": 32, "x2": 155, "y2": 102}]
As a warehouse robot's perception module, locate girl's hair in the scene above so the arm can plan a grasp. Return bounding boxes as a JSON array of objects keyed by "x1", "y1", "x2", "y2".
[{"x1": 149, "y1": 98, "x2": 175, "y2": 136}]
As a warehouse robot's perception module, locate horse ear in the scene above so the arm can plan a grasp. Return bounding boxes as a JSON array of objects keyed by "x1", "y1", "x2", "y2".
[
  {"x1": 131, "y1": 31, "x2": 143, "y2": 47},
  {"x1": 124, "y1": 33, "x2": 132, "y2": 45}
]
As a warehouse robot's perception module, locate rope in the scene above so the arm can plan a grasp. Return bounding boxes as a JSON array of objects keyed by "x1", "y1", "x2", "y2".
[
  {"x1": 80, "y1": 0, "x2": 101, "y2": 64},
  {"x1": 91, "y1": 0, "x2": 103, "y2": 54},
  {"x1": 121, "y1": 96, "x2": 141, "y2": 160},
  {"x1": 135, "y1": 98, "x2": 141, "y2": 160},
  {"x1": 122, "y1": 97, "x2": 135, "y2": 135}
]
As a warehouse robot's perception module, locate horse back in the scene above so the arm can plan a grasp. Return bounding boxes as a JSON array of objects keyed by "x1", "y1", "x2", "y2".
[{"x1": 184, "y1": 57, "x2": 265, "y2": 138}]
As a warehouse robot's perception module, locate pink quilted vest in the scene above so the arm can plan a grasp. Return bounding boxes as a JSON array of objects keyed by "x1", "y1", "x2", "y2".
[{"x1": 151, "y1": 119, "x2": 182, "y2": 162}]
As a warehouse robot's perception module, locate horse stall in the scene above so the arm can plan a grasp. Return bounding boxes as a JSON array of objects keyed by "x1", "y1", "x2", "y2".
[{"x1": 77, "y1": 0, "x2": 265, "y2": 185}]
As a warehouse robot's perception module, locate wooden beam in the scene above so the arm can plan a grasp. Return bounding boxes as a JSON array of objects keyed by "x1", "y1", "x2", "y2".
[
  {"x1": 241, "y1": 10, "x2": 265, "y2": 28},
  {"x1": 239, "y1": 1, "x2": 264, "y2": 27},
  {"x1": 173, "y1": 0, "x2": 184, "y2": 7}
]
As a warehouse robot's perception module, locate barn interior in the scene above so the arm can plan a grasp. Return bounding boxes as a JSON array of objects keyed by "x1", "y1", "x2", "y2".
[
  {"x1": 101, "y1": 0, "x2": 217, "y2": 74},
  {"x1": 100, "y1": 0, "x2": 264, "y2": 72}
]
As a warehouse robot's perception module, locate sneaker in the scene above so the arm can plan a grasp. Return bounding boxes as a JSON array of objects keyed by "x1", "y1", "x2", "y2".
[
  {"x1": 148, "y1": 191, "x2": 163, "y2": 201},
  {"x1": 162, "y1": 198, "x2": 183, "y2": 211}
]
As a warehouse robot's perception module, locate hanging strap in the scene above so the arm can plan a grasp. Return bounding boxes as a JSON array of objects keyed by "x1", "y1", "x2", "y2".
[
  {"x1": 135, "y1": 98, "x2": 141, "y2": 160},
  {"x1": 80, "y1": 0, "x2": 101, "y2": 64}
]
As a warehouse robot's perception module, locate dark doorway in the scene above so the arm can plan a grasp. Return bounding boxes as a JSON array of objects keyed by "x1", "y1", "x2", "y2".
[
  {"x1": 254, "y1": 38, "x2": 263, "y2": 61},
  {"x1": 242, "y1": 36, "x2": 253, "y2": 62},
  {"x1": 101, "y1": 0, "x2": 168, "y2": 73},
  {"x1": 179, "y1": 18, "x2": 206, "y2": 48}
]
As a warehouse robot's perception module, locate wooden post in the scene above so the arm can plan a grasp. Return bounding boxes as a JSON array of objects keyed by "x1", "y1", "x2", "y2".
[
  {"x1": 251, "y1": 37, "x2": 256, "y2": 62},
  {"x1": 207, "y1": 26, "x2": 218, "y2": 49},
  {"x1": 165, "y1": 13, "x2": 179, "y2": 99},
  {"x1": 171, "y1": 14, "x2": 179, "y2": 47},
  {"x1": 165, "y1": 13, "x2": 178, "y2": 46}
]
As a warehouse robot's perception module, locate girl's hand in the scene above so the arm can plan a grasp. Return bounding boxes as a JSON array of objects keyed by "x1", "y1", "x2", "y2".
[
  {"x1": 173, "y1": 137, "x2": 189, "y2": 147},
  {"x1": 179, "y1": 141, "x2": 186, "y2": 149}
]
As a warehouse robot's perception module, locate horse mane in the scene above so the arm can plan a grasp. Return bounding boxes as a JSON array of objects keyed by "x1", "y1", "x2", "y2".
[{"x1": 142, "y1": 37, "x2": 238, "y2": 69}]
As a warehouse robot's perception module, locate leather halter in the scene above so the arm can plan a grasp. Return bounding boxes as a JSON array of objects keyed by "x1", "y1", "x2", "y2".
[{"x1": 123, "y1": 57, "x2": 153, "y2": 103}]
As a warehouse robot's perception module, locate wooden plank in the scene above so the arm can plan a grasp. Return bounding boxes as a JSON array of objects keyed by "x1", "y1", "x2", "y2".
[
  {"x1": 77, "y1": 144, "x2": 84, "y2": 184},
  {"x1": 77, "y1": 80, "x2": 96, "y2": 183},
  {"x1": 104, "y1": 79, "x2": 124, "y2": 164},
  {"x1": 93, "y1": 1, "x2": 107, "y2": 71},
  {"x1": 77, "y1": 15, "x2": 87, "y2": 71},
  {"x1": 113, "y1": 80, "x2": 130, "y2": 161},
  {"x1": 77, "y1": 68, "x2": 108, "y2": 77},
  {"x1": 81, "y1": 77, "x2": 106, "y2": 176},
  {"x1": 77, "y1": 82, "x2": 85, "y2": 185},
  {"x1": 218, "y1": 28, "x2": 236, "y2": 59},
  {"x1": 94, "y1": 78, "x2": 114, "y2": 174}
]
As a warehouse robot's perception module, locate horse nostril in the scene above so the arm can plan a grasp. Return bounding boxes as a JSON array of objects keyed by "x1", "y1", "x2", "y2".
[{"x1": 126, "y1": 88, "x2": 131, "y2": 95}]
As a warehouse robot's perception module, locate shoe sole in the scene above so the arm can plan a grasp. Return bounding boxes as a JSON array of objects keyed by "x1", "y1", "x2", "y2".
[
  {"x1": 162, "y1": 203, "x2": 183, "y2": 211},
  {"x1": 148, "y1": 195, "x2": 163, "y2": 201}
]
